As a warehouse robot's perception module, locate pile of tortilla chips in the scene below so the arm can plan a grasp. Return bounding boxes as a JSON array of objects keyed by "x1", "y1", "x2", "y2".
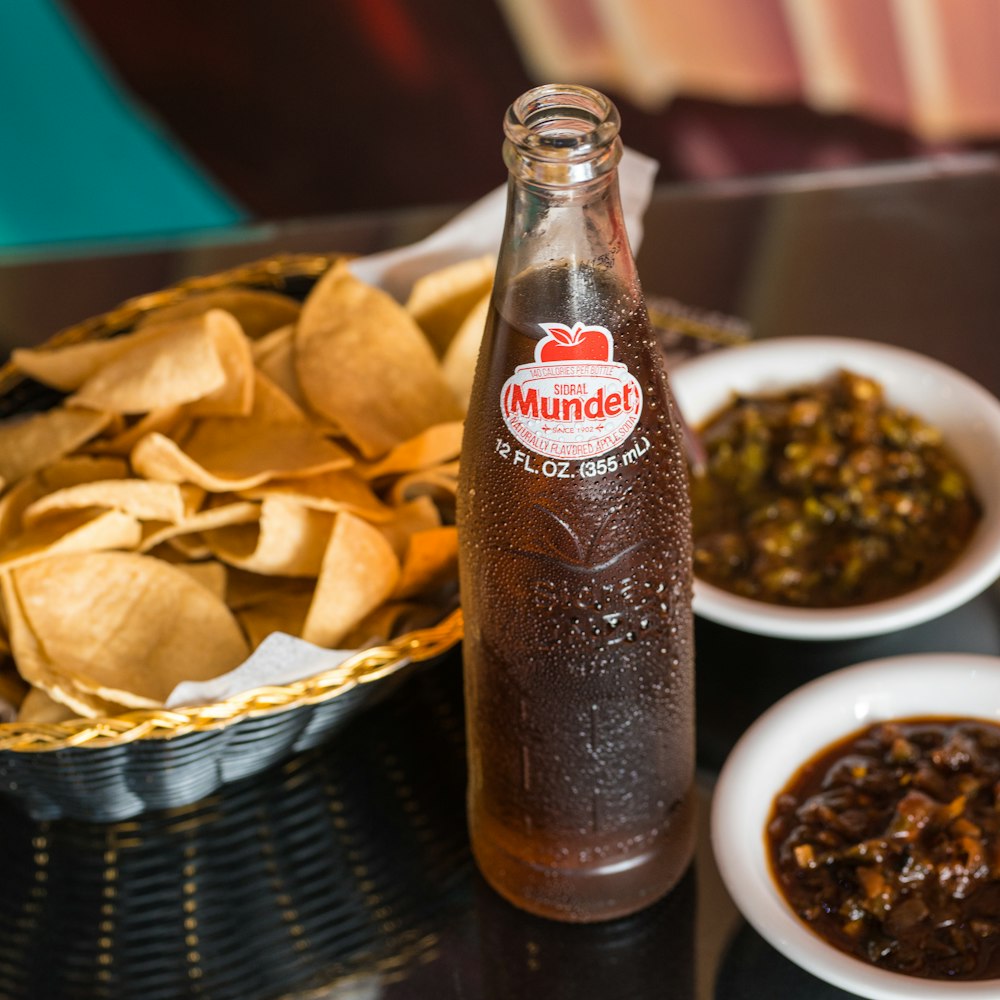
[{"x1": 0, "y1": 255, "x2": 495, "y2": 725}]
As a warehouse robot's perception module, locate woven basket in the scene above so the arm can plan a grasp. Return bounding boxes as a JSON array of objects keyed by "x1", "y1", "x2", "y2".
[{"x1": 0, "y1": 255, "x2": 464, "y2": 822}]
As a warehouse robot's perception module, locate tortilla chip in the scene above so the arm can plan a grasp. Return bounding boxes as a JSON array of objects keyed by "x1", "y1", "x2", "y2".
[
  {"x1": 0, "y1": 658, "x2": 27, "y2": 711},
  {"x1": 136, "y1": 288, "x2": 301, "y2": 340},
  {"x1": 183, "y1": 311, "x2": 254, "y2": 417},
  {"x1": 301, "y1": 511, "x2": 400, "y2": 647},
  {"x1": 252, "y1": 329, "x2": 342, "y2": 433},
  {"x1": 442, "y1": 290, "x2": 489, "y2": 410},
  {"x1": 0, "y1": 407, "x2": 112, "y2": 484},
  {"x1": 360, "y1": 422, "x2": 464, "y2": 481},
  {"x1": 10, "y1": 323, "x2": 170, "y2": 392},
  {"x1": 224, "y1": 569, "x2": 296, "y2": 606},
  {"x1": 393, "y1": 526, "x2": 459, "y2": 600},
  {"x1": 203, "y1": 496, "x2": 333, "y2": 577},
  {"x1": 0, "y1": 455, "x2": 128, "y2": 545},
  {"x1": 36, "y1": 455, "x2": 130, "y2": 490},
  {"x1": 67, "y1": 311, "x2": 242, "y2": 414},
  {"x1": 163, "y1": 535, "x2": 212, "y2": 561},
  {"x1": 0, "y1": 508, "x2": 141, "y2": 571},
  {"x1": 222, "y1": 569, "x2": 310, "y2": 608},
  {"x1": 377, "y1": 495, "x2": 442, "y2": 560},
  {"x1": 16, "y1": 686, "x2": 77, "y2": 724},
  {"x1": 23, "y1": 480, "x2": 203, "y2": 527},
  {"x1": 340, "y1": 600, "x2": 445, "y2": 648},
  {"x1": 294, "y1": 260, "x2": 462, "y2": 458},
  {"x1": 251, "y1": 323, "x2": 293, "y2": 363},
  {"x1": 0, "y1": 572, "x2": 126, "y2": 719},
  {"x1": 11, "y1": 551, "x2": 250, "y2": 706},
  {"x1": 238, "y1": 468, "x2": 392, "y2": 522},
  {"x1": 1, "y1": 457, "x2": 132, "y2": 545},
  {"x1": 0, "y1": 476, "x2": 45, "y2": 545},
  {"x1": 237, "y1": 590, "x2": 313, "y2": 649},
  {"x1": 198, "y1": 567, "x2": 313, "y2": 648},
  {"x1": 132, "y1": 372, "x2": 353, "y2": 492},
  {"x1": 388, "y1": 460, "x2": 460, "y2": 509},
  {"x1": 23, "y1": 667, "x2": 123, "y2": 719},
  {"x1": 405, "y1": 255, "x2": 494, "y2": 355},
  {"x1": 171, "y1": 560, "x2": 228, "y2": 602},
  {"x1": 178, "y1": 370, "x2": 353, "y2": 476},
  {"x1": 138, "y1": 499, "x2": 260, "y2": 553},
  {"x1": 87, "y1": 407, "x2": 185, "y2": 457},
  {"x1": 252, "y1": 324, "x2": 307, "y2": 404}
]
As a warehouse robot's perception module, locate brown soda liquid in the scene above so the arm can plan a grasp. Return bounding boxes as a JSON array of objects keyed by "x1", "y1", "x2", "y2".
[{"x1": 458, "y1": 261, "x2": 696, "y2": 922}]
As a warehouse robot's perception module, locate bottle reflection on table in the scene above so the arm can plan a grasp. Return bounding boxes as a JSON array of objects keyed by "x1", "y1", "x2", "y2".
[{"x1": 474, "y1": 864, "x2": 696, "y2": 1000}]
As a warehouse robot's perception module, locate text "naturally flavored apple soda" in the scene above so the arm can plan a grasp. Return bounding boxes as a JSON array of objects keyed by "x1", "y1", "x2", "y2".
[{"x1": 457, "y1": 85, "x2": 695, "y2": 923}]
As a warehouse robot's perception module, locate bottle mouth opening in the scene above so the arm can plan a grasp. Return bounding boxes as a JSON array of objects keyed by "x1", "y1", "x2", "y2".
[{"x1": 505, "y1": 85, "x2": 621, "y2": 161}]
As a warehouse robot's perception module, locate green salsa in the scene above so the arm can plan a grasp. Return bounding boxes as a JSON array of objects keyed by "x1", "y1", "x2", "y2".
[{"x1": 690, "y1": 369, "x2": 982, "y2": 608}]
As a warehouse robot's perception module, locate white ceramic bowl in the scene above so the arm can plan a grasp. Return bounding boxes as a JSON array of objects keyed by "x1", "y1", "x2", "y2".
[
  {"x1": 711, "y1": 652, "x2": 1000, "y2": 1000},
  {"x1": 670, "y1": 337, "x2": 1000, "y2": 640}
]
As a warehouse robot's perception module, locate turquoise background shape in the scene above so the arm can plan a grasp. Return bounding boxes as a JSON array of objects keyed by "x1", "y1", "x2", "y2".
[{"x1": 0, "y1": 0, "x2": 246, "y2": 248}]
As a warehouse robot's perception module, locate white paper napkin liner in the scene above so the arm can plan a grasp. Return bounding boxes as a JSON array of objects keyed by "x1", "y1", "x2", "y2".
[
  {"x1": 165, "y1": 146, "x2": 658, "y2": 710},
  {"x1": 166, "y1": 632, "x2": 359, "y2": 709}
]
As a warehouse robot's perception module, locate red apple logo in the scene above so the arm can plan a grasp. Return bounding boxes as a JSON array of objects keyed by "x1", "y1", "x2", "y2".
[{"x1": 535, "y1": 322, "x2": 613, "y2": 363}]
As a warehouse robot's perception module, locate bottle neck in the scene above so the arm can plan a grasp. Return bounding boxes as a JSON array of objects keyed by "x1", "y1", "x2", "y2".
[
  {"x1": 494, "y1": 157, "x2": 640, "y2": 306},
  {"x1": 492, "y1": 84, "x2": 645, "y2": 329}
]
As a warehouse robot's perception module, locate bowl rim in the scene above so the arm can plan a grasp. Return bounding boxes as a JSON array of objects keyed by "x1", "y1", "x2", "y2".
[
  {"x1": 670, "y1": 336, "x2": 1000, "y2": 640},
  {"x1": 710, "y1": 652, "x2": 1000, "y2": 999}
]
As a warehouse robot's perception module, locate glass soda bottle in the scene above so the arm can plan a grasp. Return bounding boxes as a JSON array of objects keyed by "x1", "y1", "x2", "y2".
[{"x1": 457, "y1": 84, "x2": 696, "y2": 922}]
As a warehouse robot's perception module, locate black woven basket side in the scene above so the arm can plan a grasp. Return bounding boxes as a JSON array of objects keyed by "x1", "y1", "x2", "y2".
[
  {"x1": 0, "y1": 676, "x2": 410, "y2": 822},
  {"x1": 0, "y1": 659, "x2": 472, "y2": 1000}
]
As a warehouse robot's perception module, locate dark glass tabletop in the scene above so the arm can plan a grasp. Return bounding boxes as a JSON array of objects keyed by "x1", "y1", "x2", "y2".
[{"x1": 2, "y1": 153, "x2": 1000, "y2": 998}]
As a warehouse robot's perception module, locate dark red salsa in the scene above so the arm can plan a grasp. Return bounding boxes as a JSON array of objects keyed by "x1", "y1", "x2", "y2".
[
  {"x1": 690, "y1": 370, "x2": 982, "y2": 607},
  {"x1": 767, "y1": 717, "x2": 1000, "y2": 980}
]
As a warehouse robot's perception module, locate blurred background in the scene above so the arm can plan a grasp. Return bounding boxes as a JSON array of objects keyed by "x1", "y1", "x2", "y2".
[{"x1": 5, "y1": 0, "x2": 1000, "y2": 249}]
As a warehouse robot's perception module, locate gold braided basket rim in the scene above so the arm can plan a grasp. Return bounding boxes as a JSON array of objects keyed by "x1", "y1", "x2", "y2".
[
  {"x1": 0, "y1": 252, "x2": 462, "y2": 754},
  {"x1": 0, "y1": 610, "x2": 463, "y2": 753}
]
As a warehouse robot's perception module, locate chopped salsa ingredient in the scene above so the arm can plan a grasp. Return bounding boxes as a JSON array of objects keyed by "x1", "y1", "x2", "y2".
[
  {"x1": 690, "y1": 369, "x2": 981, "y2": 607},
  {"x1": 768, "y1": 717, "x2": 1000, "y2": 980}
]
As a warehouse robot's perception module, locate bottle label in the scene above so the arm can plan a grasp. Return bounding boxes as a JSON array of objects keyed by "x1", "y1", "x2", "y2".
[{"x1": 500, "y1": 322, "x2": 643, "y2": 459}]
